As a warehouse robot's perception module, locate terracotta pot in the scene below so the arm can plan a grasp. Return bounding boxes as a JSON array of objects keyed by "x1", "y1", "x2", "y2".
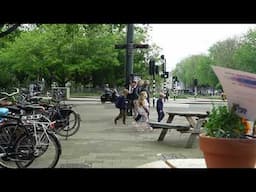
[{"x1": 199, "y1": 133, "x2": 256, "y2": 168}]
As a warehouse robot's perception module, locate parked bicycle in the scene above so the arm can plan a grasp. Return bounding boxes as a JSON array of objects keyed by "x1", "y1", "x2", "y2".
[{"x1": 0, "y1": 108, "x2": 62, "y2": 168}]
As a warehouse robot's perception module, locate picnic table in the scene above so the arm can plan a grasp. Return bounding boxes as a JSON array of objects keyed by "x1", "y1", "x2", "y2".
[{"x1": 149, "y1": 111, "x2": 209, "y2": 148}]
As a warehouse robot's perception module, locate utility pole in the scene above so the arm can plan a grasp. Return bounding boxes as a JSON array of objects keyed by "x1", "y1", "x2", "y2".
[
  {"x1": 115, "y1": 24, "x2": 149, "y2": 88},
  {"x1": 126, "y1": 24, "x2": 134, "y2": 86},
  {"x1": 149, "y1": 59, "x2": 156, "y2": 107},
  {"x1": 153, "y1": 71, "x2": 156, "y2": 108},
  {"x1": 161, "y1": 55, "x2": 167, "y2": 101}
]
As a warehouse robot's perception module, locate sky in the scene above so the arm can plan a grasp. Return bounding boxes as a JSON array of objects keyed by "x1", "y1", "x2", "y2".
[{"x1": 149, "y1": 24, "x2": 256, "y2": 71}]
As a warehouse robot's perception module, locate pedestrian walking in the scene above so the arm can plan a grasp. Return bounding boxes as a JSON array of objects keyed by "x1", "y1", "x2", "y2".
[
  {"x1": 114, "y1": 89, "x2": 129, "y2": 125},
  {"x1": 156, "y1": 93, "x2": 165, "y2": 122}
]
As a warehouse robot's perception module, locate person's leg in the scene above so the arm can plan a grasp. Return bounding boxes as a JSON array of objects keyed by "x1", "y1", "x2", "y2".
[
  {"x1": 160, "y1": 111, "x2": 165, "y2": 122},
  {"x1": 158, "y1": 111, "x2": 165, "y2": 122},
  {"x1": 114, "y1": 109, "x2": 122, "y2": 124},
  {"x1": 135, "y1": 114, "x2": 142, "y2": 121},
  {"x1": 132, "y1": 100, "x2": 138, "y2": 118},
  {"x1": 121, "y1": 109, "x2": 127, "y2": 124},
  {"x1": 157, "y1": 111, "x2": 161, "y2": 122},
  {"x1": 128, "y1": 99, "x2": 133, "y2": 116}
]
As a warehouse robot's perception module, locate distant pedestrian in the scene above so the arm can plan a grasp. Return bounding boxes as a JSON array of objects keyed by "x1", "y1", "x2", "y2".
[
  {"x1": 173, "y1": 88, "x2": 177, "y2": 101},
  {"x1": 221, "y1": 91, "x2": 226, "y2": 101},
  {"x1": 165, "y1": 89, "x2": 169, "y2": 101},
  {"x1": 156, "y1": 93, "x2": 165, "y2": 122},
  {"x1": 114, "y1": 89, "x2": 129, "y2": 125}
]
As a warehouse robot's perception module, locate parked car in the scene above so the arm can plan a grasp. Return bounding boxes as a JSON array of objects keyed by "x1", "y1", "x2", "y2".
[{"x1": 100, "y1": 89, "x2": 119, "y2": 103}]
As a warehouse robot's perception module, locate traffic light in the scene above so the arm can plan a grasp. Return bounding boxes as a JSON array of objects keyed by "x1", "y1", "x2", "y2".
[
  {"x1": 149, "y1": 59, "x2": 155, "y2": 75},
  {"x1": 161, "y1": 72, "x2": 169, "y2": 78},
  {"x1": 164, "y1": 72, "x2": 169, "y2": 78},
  {"x1": 160, "y1": 55, "x2": 166, "y2": 73}
]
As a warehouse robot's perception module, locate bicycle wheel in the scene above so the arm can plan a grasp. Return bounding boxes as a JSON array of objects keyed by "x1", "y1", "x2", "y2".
[
  {"x1": 55, "y1": 111, "x2": 80, "y2": 137},
  {"x1": 15, "y1": 131, "x2": 61, "y2": 168},
  {"x1": 0, "y1": 124, "x2": 25, "y2": 169},
  {"x1": 61, "y1": 109, "x2": 77, "y2": 130},
  {"x1": 14, "y1": 134, "x2": 36, "y2": 168},
  {"x1": 0, "y1": 145, "x2": 20, "y2": 169}
]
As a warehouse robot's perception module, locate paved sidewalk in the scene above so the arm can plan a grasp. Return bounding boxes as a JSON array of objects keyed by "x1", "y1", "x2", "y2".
[{"x1": 56, "y1": 99, "x2": 211, "y2": 168}]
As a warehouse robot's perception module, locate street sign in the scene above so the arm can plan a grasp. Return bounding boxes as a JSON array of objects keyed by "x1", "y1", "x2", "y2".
[{"x1": 115, "y1": 43, "x2": 149, "y2": 49}]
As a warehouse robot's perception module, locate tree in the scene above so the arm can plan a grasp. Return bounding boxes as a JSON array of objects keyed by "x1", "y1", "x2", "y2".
[
  {"x1": 0, "y1": 24, "x2": 156, "y2": 89},
  {"x1": 173, "y1": 54, "x2": 218, "y2": 90},
  {"x1": 208, "y1": 37, "x2": 240, "y2": 69},
  {"x1": 233, "y1": 28, "x2": 256, "y2": 73}
]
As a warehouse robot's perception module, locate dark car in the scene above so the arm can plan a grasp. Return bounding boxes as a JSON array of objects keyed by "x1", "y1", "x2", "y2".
[{"x1": 100, "y1": 90, "x2": 118, "y2": 103}]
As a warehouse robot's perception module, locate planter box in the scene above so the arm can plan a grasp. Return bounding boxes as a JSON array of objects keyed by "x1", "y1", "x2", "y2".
[{"x1": 199, "y1": 134, "x2": 256, "y2": 168}]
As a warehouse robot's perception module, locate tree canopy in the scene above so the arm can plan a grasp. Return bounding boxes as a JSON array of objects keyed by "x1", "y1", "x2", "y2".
[
  {"x1": 172, "y1": 27, "x2": 256, "y2": 91},
  {"x1": 0, "y1": 24, "x2": 159, "y2": 89}
]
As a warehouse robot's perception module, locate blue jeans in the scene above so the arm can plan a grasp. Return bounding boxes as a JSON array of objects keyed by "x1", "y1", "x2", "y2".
[{"x1": 157, "y1": 111, "x2": 165, "y2": 122}]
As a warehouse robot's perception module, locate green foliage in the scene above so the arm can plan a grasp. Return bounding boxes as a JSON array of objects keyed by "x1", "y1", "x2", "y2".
[
  {"x1": 0, "y1": 24, "x2": 156, "y2": 89},
  {"x1": 208, "y1": 37, "x2": 240, "y2": 69},
  {"x1": 0, "y1": 70, "x2": 16, "y2": 88},
  {"x1": 233, "y1": 28, "x2": 256, "y2": 73},
  {"x1": 173, "y1": 29, "x2": 256, "y2": 91},
  {"x1": 174, "y1": 54, "x2": 218, "y2": 89},
  {"x1": 204, "y1": 105, "x2": 245, "y2": 138}
]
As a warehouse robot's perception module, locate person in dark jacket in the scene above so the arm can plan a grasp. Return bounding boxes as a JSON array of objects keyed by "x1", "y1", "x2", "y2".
[
  {"x1": 156, "y1": 93, "x2": 165, "y2": 122},
  {"x1": 114, "y1": 89, "x2": 129, "y2": 125}
]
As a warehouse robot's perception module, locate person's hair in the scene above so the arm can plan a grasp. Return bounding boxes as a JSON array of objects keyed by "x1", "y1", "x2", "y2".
[
  {"x1": 159, "y1": 92, "x2": 165, "y2": 98},
  {"x1": 144, "y1": 80, "x2": 150, "y2": 86},
  {"x1": 138, "y1": 91, "x2": 147, "y2": 106},
  {"x1": 140, "y1": 91, "x2": 148, "y2": 98},
  {"x1": 138, "y1": 98, "x2": 145, "y2": 107},
  {"x1": 138, "y1": 80, "x2": 144, "y2": 86},
  {"x1": 123, "y1": 88, "x2": 129, "y2": 95}
]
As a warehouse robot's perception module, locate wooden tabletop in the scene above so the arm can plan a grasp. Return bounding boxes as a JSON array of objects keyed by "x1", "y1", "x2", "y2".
[{"x1": 166, "y1": 111, "x2": 209, "y2": 118}]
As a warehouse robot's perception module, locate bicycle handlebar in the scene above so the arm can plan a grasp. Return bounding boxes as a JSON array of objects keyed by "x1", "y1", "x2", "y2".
[{"x1": 0, "y1": 88, "x2": 20, "y2": 97}]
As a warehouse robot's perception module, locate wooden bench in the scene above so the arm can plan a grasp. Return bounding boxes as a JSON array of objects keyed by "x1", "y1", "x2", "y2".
[
  {"x1": 149, "y1": 122, "x2": 191, "y2": 141},
  {"x1": 149, "y1": 117, "x2": 205, "y2": 148},
  {"x1": 149, "y1": 122, "x2": 190, "y2": 131}
]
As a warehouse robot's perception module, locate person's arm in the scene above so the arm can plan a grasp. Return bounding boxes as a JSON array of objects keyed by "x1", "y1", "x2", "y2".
[{"x1": 142, "y1": 105, "x2": 150, "y2": 115}]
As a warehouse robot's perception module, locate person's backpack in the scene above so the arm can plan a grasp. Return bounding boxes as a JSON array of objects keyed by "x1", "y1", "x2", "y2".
[{"x1": 115, "y1": 96, "x2": 122, "y2": 108}]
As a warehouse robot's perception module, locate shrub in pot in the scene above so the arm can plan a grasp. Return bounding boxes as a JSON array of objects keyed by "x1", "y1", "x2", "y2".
[{"x1": 199, "y1": 104, "x2": 256, "y2": 168}]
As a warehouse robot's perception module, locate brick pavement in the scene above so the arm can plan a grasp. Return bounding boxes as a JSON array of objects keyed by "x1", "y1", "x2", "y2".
[{"x1": 56, "y1": 100, "x2": 210, "y2": 168}]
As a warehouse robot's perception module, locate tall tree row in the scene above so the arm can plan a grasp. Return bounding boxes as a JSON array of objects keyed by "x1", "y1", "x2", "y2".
[{"x1": 173, "y1": 27, "x2": 256, "y2": 91}]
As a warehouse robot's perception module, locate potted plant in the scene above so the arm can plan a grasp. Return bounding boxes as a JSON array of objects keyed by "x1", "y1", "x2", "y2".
[{"x1": 199, "y1": 104, "x2": 256, "y2": 168}]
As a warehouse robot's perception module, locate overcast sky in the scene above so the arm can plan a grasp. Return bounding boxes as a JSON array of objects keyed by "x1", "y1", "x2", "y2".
[{"x1": 148, "y1": 24, "x2": 256, "y2": 71}]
